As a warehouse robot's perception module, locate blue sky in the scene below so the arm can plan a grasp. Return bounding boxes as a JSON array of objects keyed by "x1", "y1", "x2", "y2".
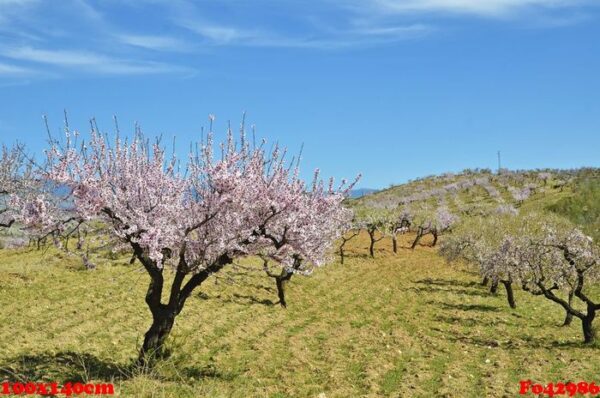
[{"x1": 0, "y1": 0, "x2": 599, "y2": 189}]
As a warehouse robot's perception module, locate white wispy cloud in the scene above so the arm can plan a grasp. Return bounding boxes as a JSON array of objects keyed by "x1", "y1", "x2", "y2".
[
  {"x1": 117, "y1": 34, "x2": 190, "y2": 51},
  {"x1": 363, "y1": 0, "x2": 589, "y2": 17},
  {"x1": 0, "y1": 46, "x2": 190, "y2": 74},
  {"x1": 351, "y1": 23, "x2": 433, "y2": 36},
  {"x1": 176, "y1": 19, "x2": 265, "y2": 45},
  {"x1": 0, "y1": 61, "x2": 33, "y2": 75},
  {"x1": 177, "y1": 17, "x2": 432, "y2": 49},
  {"x1": 0, "y1": 0, "x2": 595, "y2": 81}
]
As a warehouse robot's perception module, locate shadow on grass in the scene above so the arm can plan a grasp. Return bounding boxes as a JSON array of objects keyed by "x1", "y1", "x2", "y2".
[
  {"x1": 243, "y1": 283, "x2": 275, "y2": 293},
  {"x1": 0, "y1": 351, "x2": 238, "y2": 384},
  {"x1": 224, "y1": 293, "x2": 276, "y2": 307},
  {"x1": 413, "y1": 278, "x2": 481, "y2": 288},
  {"x1": 443, "y1": 329, "x2": 591, "y2": 350},
  {"x1": 434, "y1": 315, "x2": 509, "y2": 327},
  {"x1": 178, "y1": 364, "x2": 238, "y2": 382},
  {"x1": 427, "y1": 300, "x2": 500, "y2": 312},
  {"x1": 349, "y1": 253, "x2": 376, "y2": 260},
  {"x1": 0, "y1": 351, "x2": 128, "y2": 383},
  {"x1": 407, "y1": 285, "x2": 488, "y2": 297}
]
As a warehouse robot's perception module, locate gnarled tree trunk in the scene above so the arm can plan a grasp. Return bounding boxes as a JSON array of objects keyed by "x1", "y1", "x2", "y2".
[
  {"x1": 411, "y1": 227, "x2": 424, "y2": 250},
  {"x1": 563, "y1": 290, "x2": 574, "y2": 326},
  {"x1": 136, "y1": 246, "x2": 231, "y2": 366},
  {"x1": 264, "y1": 257, "x2": 301, "y2": 308},
  {"x1": 582, "y1": 303, "x2": 596, "y2": 344},
  {"x1": 430, "y1": 229, "x2": 438, "y2": 247},
  {"x1": 275, "y1": 269, "x2": 293, "y2": 308},
  {"x1": 490, "y1": 279, "x2": 499, "y2": 294},
  {"x1": 139, "y1": 305, "x2": 176, "y2": 363},
  {"x1": 368, "y1": 231, "x2": 376, "y2": 257},
  {"x1": 501, "y1": 280, "x2": 516, "y2": 309},
  {"x1": 338, "y1": 231, "x2": 359, "y2": 265}
]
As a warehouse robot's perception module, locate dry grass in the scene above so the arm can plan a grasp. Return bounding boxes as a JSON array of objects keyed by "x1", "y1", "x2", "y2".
[{"x1": 0, "y1": 233, "x2": 599, "y2": 397}]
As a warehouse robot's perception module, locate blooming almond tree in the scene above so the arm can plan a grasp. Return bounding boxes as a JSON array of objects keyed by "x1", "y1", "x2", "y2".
[
  {"x1": 0, "y1": 143, "x2": 83, "y2": 252},
  {"x1": 410, "y1": 205, "x2": 458, "y2": 249},
  {"x1": 259, "y1": 171, "x2": 355, "y2": 307},
  {"x1": 381, "y1": 208, "x2": 412, "y2": 254},
  {"x1": 45, "y1": 122, "x2": 356, "y2": 364},
  {"x1": 509, "y1": 216, "x2": 600, "y2": 342},
  {"x1": 362, "y1": 214, "x2": 386, "y2": 258},
  {"x1": 0, "y1": 144, "x2": 30, "y2": 230},
  {"x1": 443, "y1": 212, "x2": 600, "y2": 339},
  {"x1": 440, "y1": 215, "x2": 519, "y2": 308}
]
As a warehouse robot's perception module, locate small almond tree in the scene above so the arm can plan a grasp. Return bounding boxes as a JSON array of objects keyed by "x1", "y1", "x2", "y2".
[
  {"x1": 338, "y1": 222, "x2": 360, "y2": 265},
  {"x1": 411, "y1": 204, "x2": 457, "y2": 249},
  {"x1": 45, "y1": 120, "x2": 357, "y2": 364},
  {"x1": 507, "y1": 215, "x2": 599, "y2": 342},
  {"x1": 440, "y1": 215, "x2": 519, "y2": 308},
  {"x1": 442, "y1": 212, "x2": 599, "y2": 338},
  {"x1": 259, "y1": 175, "x2": 356, "y2": 307},
  {"x1": 381, "y1": 209, "x2": 411, "y2": 254},
  {"x1": 364, "y1": 215, "x2": 385, "y2": 258},
  {"x1": 2, "y1": 141, "x2": 98, "y2": 268}
]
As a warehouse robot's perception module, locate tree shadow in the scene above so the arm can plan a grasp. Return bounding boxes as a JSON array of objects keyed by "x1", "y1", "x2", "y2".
[
  {"x1": 442, "y1": 329, "x2": 589, "y2": 350},
  {"x1": 427, "y1": 300, "x2": 500, "y2": 312},
  {"x1": 407, "y1": 285, "x2": 488, "y2": 297},
  {"x1": 413, "y1": 278, "x2": 481, "y2": 288},
  {"x1": 434, "y1": 315, "x2": 509, "y2": 327},
  {"x1": 351, "y1": 253, "x2": 375, "y2": 260},
  {"x1": 223, "y1": 293, "x2": 276, "y2": 307},
  {"x1": 0, "y1": 351, "x2": 129, "y2": 384},
  {"x1": 178, "y1": 364, "x2": 238, "y2": 382},
  {"x1": 243, "y1": 283, "x2": 275, "y2": 293},
  {"x1": 0, "y1": 351, "x2": 238, "y2": 385}
]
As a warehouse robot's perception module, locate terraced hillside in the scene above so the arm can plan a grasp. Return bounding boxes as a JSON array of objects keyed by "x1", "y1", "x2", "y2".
[{"x1": 348, "y1": 168, "x2": 599, "y2": 236}]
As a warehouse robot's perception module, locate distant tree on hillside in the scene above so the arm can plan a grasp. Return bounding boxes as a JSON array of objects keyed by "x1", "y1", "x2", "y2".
[
  {"x1": 338, "y1": 223, "x2": 360, "y2": 265},
  {"x1": 366, "y1": 219, "x2": 385, "y2": 258},
  {"x1": 411, "y1": 205, "x2": 457, "y2": 249},
  {"x1": 440, "y1": 215, "x2": 519, "y2": 308}
]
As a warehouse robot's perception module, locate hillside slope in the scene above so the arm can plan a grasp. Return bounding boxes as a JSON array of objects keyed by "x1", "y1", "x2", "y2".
[{"x1": 348, "y1": 168, "x2": 599, "y2": 230}]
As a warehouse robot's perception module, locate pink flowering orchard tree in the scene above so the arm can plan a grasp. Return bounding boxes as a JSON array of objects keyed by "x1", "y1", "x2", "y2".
[
  {"x1": 0, "y1": 139, "x2": 95, "y2": 265},
  {"x1": 0, "y1": 145, "x2": 68, "y2": 252},
  {"x1": 260, "y1": 169, "x2": 356, "y2": 307},
  {"x1": 0, "y1": 144, "x2": 30, "y2": 230},
  {"x1": 0, "y1": 144, "x2": 73, "y2": 251},
  {"x1": 45, "y1": 122, "x2": 356, "y2": 364}
]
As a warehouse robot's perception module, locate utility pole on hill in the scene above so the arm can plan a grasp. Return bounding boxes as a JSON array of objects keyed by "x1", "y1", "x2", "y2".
[{"x1": 497, "y1": 151, "x2": 502, "y2": 174}]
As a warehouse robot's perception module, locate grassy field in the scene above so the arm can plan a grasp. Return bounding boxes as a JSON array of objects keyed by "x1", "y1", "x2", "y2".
[{"x1": 1, "y1": 232, "x2": 599, "y2": 397}]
